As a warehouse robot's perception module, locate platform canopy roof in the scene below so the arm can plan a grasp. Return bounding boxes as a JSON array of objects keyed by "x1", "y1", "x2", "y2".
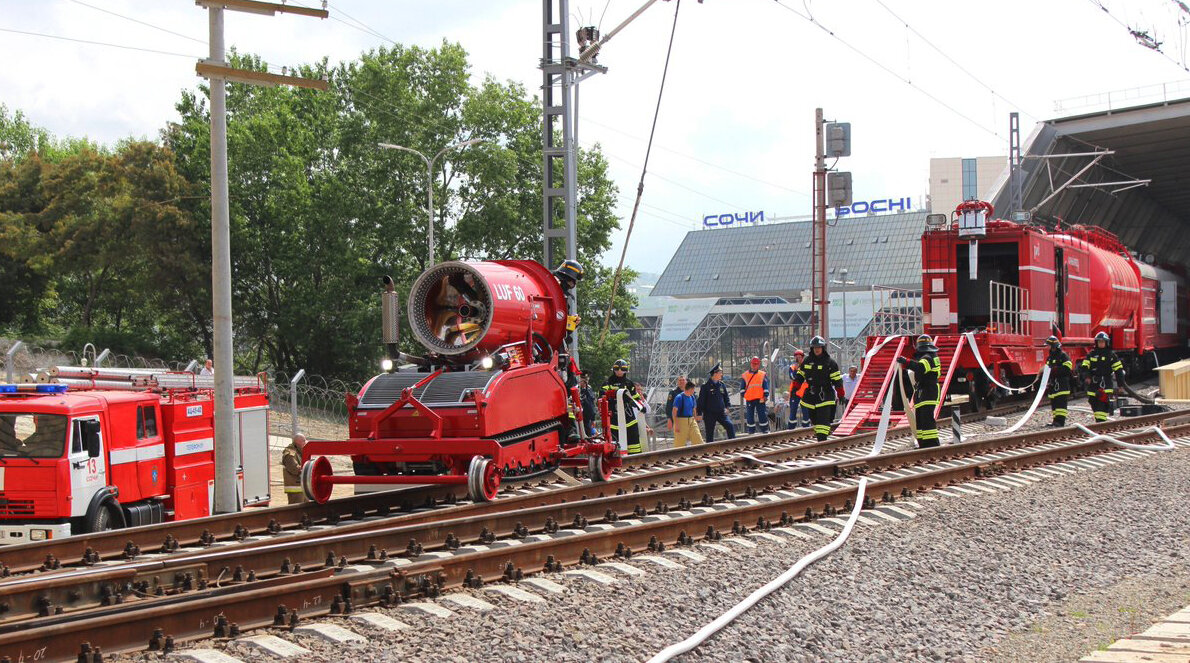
[
  {"x1": 991, "y1": 97, "x2": 1190, "y2": 269},
  {"x1": 651, "y1": 212, "x2": 926, "y2": 299}
]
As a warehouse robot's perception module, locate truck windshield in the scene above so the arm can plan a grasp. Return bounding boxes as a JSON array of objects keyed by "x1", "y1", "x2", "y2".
[{"x1": 0, "y1": 413, "x2": 69, "y2": 459}]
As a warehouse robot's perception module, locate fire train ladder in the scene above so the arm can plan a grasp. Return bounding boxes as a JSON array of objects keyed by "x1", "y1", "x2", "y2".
[
  {"x1": 835, "y1": 337, "x2": 909, "y2": 436},
  {"x1": 835, "y1": 334, "x2": 967, "y2": 436}
]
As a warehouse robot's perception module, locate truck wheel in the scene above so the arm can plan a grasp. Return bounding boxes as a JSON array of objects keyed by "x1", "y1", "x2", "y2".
[{"x1": 88, "y1": 503, "x2": 116, "y2": 533}]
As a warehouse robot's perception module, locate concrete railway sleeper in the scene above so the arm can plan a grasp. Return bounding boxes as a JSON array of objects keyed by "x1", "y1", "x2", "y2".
[
  {"x1": 0, "y1": 406, "x2": 1039, "y2": 620},
  {"x1": 0, "y1": 420, "x2": 1184, "y2": 662},
  {"x1": 0, "y1": 403, "x2": 1024, "y2": 578},
  {"x1": 0, "y1": 409, "x2": 1171, "y2": 626},
  {"x1": 0, "y1": 413, "x2": 1182, "y2": 659}
]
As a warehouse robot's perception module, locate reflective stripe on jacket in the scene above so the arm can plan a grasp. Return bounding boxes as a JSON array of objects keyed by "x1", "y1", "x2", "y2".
[{"x1": 740, "y1": 370, "x2": 768, "y2": 402}]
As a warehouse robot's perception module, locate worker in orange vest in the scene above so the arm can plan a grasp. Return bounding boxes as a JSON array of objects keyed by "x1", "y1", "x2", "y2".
[{"x1": 739, "y1": 356, "x2": 770, "y2": 434}]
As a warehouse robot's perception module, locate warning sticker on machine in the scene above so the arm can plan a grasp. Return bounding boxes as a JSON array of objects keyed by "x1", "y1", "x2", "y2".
[{"x1": 186, "y1": 405, "x2": 203, "y2": 418}]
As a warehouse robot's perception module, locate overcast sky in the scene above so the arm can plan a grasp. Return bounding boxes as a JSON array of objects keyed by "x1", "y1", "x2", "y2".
[{"x1": 2, "y1": 0, "x2": 1188, "y2": 274}]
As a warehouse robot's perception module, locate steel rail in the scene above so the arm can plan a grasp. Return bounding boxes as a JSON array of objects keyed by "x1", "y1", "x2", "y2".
[
  {"x1": 0, "y1": 410, "x2": 1179, "y2": 629},
  {"x1": 0, "y1": 400, "x2": 1025, "y2": 605},
  {"x1": 0, "y1": 402, "x2": 1024, "y2": 577},
  {"x1": 2, "y1": 420, "x2": 1184, "y2": 662}
]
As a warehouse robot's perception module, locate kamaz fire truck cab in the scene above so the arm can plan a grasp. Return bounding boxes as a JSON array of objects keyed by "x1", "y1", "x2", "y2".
[{"x1": 0, "y1": 382, "x2": 270, "y2": 542}]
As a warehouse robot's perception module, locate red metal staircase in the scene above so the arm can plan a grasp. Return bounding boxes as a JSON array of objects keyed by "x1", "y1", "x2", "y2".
[
  {"x1": 835, "y1": 337, "x2": 909, "y2": 436},
  {"x1": 835, "y1": 334, "x2": 967, "y2": 436}
]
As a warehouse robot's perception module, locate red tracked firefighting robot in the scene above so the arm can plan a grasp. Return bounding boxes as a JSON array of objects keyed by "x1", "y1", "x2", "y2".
[{"x1": 300, "y1": 259, "x2": 622, "y2": 503}]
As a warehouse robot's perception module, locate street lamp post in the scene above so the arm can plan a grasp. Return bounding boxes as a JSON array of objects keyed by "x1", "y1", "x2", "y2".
[
  {"x1": 831, "y1": 268, "x2": 857, "y2": 366},
  {"x1": 378, "y1": 138, "x2": 484, "y2": 266}
]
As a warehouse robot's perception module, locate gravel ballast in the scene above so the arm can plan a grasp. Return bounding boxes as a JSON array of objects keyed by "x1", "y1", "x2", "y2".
[{"x1": 110, "y1": 406, "x2": 1190, "y2": 663}]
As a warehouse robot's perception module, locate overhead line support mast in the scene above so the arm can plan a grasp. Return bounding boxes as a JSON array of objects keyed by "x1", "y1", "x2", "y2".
[{"x1": 195, "y1": 0, "x2": 326, "y2": 513}]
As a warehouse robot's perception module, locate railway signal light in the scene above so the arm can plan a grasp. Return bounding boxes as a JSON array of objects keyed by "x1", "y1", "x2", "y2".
[
  {"x1": 827, "y1": 171, "x2": 853, "y2": 207},
  {"x1": 825, "y1": 122, "x2": 851, "y2": 157}
]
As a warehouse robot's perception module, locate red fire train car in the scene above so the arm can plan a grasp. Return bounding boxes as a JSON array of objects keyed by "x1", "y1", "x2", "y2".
[
  {"x1": 838, "y1": 201, "x2": 1188, "y2": 435},
  {"x1": 300, "y1": 260, "x2": 621, "y2": 503}
]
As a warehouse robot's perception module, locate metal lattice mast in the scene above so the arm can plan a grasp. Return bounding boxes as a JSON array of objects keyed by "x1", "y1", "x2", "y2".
[{"x1": 541, "y1": 0, "x2": 577, "y2": 270}]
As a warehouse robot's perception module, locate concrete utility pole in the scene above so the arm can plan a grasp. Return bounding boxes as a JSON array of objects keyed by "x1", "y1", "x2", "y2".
[
  {"x1": 811, "y1": 108, "x2": 829, "y2": 339},
  {"x1": 196, "y1": 0, "x2": 327, "y2": 514}
]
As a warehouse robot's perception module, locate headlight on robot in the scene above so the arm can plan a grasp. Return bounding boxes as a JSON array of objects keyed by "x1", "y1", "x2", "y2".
[{"x1": 380, "y1": 358, "x2": 394, "y2": 372}]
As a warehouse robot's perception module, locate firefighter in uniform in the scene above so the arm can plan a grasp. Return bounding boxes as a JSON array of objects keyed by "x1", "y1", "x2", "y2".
[
  {"x1": 282, "y1": 434, "x2": 308, "y2": 504},
  {"x1": 1045, "y1": 335, "x2": 1073, "y2": 427},
  {"x1": 602, "y1": 359, "x2": 644, "y2": 454},
  {"x1": 698, "y1": 364, "x2": 735, "y2": 443},
  {"x1": 739, "y1": 357, "x2": 770, "y2": 434},
  {"x1": 1081, "y1": 331, "x2": 1125, "y2": 423},
  {"x1": 898, "y1": 334, "x2": 942, "y2": 448},
  {"x1": 790, "y1": 336, "x2": 844, "y2": 441}
]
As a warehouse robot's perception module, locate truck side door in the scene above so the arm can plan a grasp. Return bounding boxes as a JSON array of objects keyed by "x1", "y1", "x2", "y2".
[{"x1": 68, "y1": 417, "x2": 106, "y2": 518}]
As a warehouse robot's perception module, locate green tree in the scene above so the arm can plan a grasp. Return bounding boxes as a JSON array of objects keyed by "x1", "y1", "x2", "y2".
[{"x1": 162, "y1": 42, "x2": 632, "y2": 381}]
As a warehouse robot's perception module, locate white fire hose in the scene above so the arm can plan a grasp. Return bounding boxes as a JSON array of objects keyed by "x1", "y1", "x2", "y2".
[
  {"x1": 996, "y1": 364, "x2": 1051, "y2": 435},
  {"x1": 962, "y1": 331, "x2": 1034, "y2": 394},
  {"x1": 645, "y1": 478, "x2": 869, "y2": 663},
  {"x1": 657, "y1": 373, "x2": 901, "y2": 662},
  {"x1": 613, "y1": 388, "x2": 646, "y2": 452},
  {"x1": 1075, "y1": 422, "x2": 1176, "y2": 451},
  {"x1": 740, "y1": 365, "x2": 899, "y2": 469}
]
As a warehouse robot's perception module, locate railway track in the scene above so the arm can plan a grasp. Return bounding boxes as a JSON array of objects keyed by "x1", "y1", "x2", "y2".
[
  {"x1": 0, "y1": 403, "x2": 1020, "y2": 576},
  {"x1": 0, "y1": 408, "x2": 1184, "y2": 661}
]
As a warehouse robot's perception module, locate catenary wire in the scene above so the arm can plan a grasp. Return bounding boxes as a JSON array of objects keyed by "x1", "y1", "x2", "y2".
[
  {"x1": 770, "y1": 0, "x2": 1005, "y2": 139},
  {"x1": 68, "y1": 0, "x2": 207, "y2": 44},
  {"x1": 601, "y1": 0, "x2": 683, "y2": 341},
  {"x1": 0, "y1": 27, "x2": 199, "y2": 59},
  {"x1": 582, "y1": 116, "x2": 810, "y2": 197},
  {"x1": 1086, "y1": 0, "x2": 1190, "y2": 71},
  {"x1": 599, "y1": 149, "x2": 754, "y2": 212},
  {"x1": 867, "y1": 0, "x2": 1041, "y2": 121}
]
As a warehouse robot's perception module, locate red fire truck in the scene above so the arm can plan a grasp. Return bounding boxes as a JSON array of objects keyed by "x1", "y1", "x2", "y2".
[{"x1": 0, "y1": 372, "x2": 270, "y2": 542}]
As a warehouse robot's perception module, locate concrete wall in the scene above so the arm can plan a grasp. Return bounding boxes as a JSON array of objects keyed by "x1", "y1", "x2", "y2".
[{"x1": 930, "y1": 156, "x2": 1006, "y2": 215}]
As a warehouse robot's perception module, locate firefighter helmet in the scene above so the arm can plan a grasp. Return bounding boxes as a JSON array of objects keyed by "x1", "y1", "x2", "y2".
[
  {"x1": 809, "y1": 336, "x2": 827, "y2": 348},
  {"x1": 553, "y1": 260, "x2": 584, "y2": 285},
  {"x1": 793, "y1": 349, "x2": 805, "y2": 357},
  {"x1": 1045, "y1": 335, "x2": 1061, "y2": 348},
  {"x1": 612, "y1": 359, "x2": 629, "y2": 371},
  {"x1": 749, "y1": 356, "x2": 762, "y2": 367},
  {"x1": 1094, "y1": 331, "x2": 1110, "y2": 346},
  {"x1": 916, "y1": 333, "x2": 938, "y2": 353}
]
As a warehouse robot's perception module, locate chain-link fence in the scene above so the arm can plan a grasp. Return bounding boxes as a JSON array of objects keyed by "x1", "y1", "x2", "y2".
[{"x1": 1, "y1": 338, "x2": 358, "y2": 446}]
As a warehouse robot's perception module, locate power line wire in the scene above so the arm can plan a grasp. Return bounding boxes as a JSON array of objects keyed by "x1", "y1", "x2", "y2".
[
  {"x1": 770, "y1": 0, "x2": 1004, "y2": 139},
  {"x1": 602, "y1": 0, "x2": 683, "y2": 340},
  {"x1": 1085, "y1": 0, "x2": 1190, "y2": 71},
  {"x1": 0, "y1": 26, "x2": 199, "y2": 59},
  {"x1": 867, "y1": 0, "x2": 1040, "y2": 121},
  {"x1": 68, "y1": 0, "x2": 206, "y2": 45},
  {"x1": 600, "y1": 149, "x2": 754, "y2": 212},
  {"x1": 582, "y1": 116, "x2": 810, "y2": 196}
]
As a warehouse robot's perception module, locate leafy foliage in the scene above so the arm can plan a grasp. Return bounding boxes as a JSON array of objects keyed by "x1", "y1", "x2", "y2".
[{"x1": 0, "y1": 42, "x2": 635, "y2": 381}]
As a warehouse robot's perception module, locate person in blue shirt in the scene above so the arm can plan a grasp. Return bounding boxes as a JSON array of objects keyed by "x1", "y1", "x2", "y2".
[{"x1": 671, "y1": 381, "x2": 704, "y2": 447}]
